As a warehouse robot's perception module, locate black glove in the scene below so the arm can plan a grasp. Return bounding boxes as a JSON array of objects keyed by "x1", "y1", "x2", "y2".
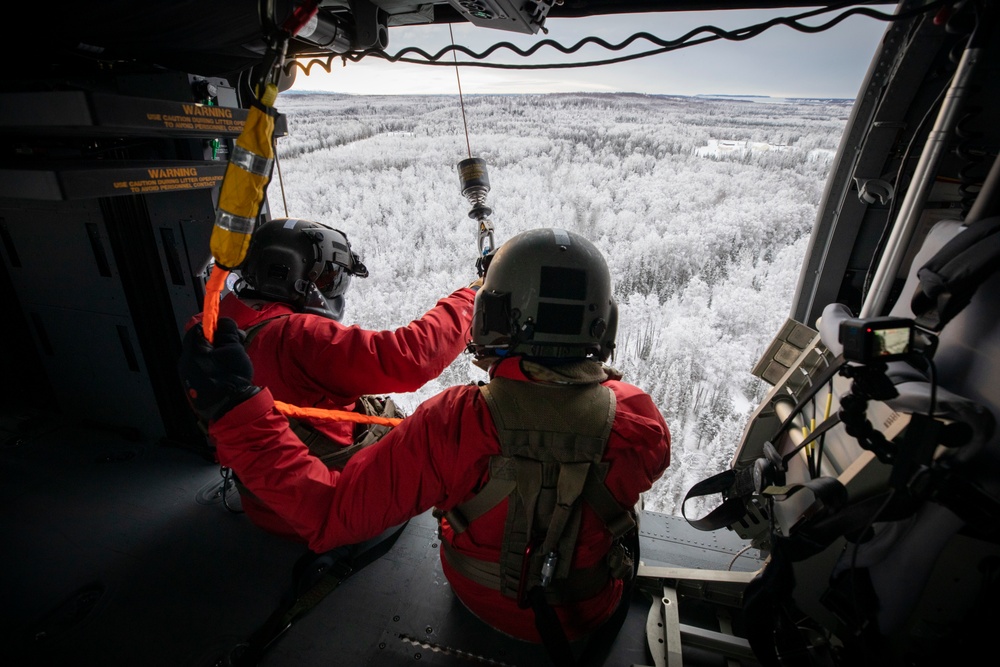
[{"x1": 179, "y1": 317, "x2": 260, "y2": 422}]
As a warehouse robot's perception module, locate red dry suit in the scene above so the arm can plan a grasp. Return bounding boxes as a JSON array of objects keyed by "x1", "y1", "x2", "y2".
[
  {"x1": 210, "y1": 356, "x2": 670, "y2": 642},
  {"x1": 188, "y1": 287, "x2": 476, "y2": 538}
]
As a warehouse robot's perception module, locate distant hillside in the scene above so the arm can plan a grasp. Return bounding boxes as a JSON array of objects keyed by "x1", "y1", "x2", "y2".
[{"x1": 268, "y1": 91, "x2": 849, "y2": 517}]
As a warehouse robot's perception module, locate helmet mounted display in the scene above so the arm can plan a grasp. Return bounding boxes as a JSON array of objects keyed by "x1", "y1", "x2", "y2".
[
  {"x1": 471, "y1": 228, "x2": 617, "y2": 362},
  {"x1": 238, "y1": 218, "x2": 368, "y2": 312}
]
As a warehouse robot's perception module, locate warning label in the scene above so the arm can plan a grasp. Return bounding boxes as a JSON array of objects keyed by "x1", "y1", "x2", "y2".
[
  {"x1": 111, "y1": 167, "x2": 224, "y2": 194},
  {"x1": 145, "y1": 104, "x2": 246, "y2": 134},
  {"x1": 86, "y1": 92, "x2": 285, "y2": 139},
  {"x1": 63, "y1": 163, "x2": 228, "y2": 199},
  {"x1": 87, "y1": 93, "x2": 251, "y2": 136}
]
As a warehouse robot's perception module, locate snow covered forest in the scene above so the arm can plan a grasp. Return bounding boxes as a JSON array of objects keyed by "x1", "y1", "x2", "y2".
[{"x1": 266, "y1": 91, "x2": 852, "y2": 517}]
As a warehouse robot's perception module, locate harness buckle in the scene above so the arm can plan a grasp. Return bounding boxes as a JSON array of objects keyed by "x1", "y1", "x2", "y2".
[{"x1": 540, "y1": 551, "x2": 558, "y2": 588}]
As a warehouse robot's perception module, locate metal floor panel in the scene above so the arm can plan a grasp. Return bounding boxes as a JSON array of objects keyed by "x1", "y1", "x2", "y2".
[{"x1": 1, "y1": 412, "x2": 761, "y2": 667}]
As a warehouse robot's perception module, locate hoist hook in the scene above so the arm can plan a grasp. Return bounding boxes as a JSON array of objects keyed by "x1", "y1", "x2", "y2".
[{"x1": 458, "y1": 157, "x2": 497, "y2": 276}]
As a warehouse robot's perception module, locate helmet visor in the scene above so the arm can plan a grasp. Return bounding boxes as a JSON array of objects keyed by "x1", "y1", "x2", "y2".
[{"x1": 316, "y1": 265, "x2": 351, "y2": 299}]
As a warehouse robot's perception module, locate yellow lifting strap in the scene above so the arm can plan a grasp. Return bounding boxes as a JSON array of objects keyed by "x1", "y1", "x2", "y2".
[
  {"x1": 203, "y1": 84, "x2": 279, "y2": 343},
  {"x1": 195, "y1": 4, "x2": 401, "y2": 430},
  {"x1": 211, "y1": 89, "x2": 278, "y2": 270}
]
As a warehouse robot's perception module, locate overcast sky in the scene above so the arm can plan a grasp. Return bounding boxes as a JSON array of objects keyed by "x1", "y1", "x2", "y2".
[{"x1": 288, "y1": 6, "x2": 892, "y2": 98}]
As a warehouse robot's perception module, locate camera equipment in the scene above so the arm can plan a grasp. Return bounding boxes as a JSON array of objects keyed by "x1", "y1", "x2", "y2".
[{"x1": 839, "y1": 316, "x2": 915, "y2": 364}]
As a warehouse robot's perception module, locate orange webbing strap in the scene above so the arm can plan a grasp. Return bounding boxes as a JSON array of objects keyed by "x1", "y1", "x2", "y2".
[
  {"x1": 200, "y1": 283, "x2": 401, "y2": 429},
  {"x1": 274, "y1": 400, "x2": 404, "y2": 427},
  {"x1": 201, "y1": 268, "x2": 230, "y2": 344}
]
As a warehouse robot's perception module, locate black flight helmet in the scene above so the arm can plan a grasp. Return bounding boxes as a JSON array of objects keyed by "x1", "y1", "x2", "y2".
[{"x1": 238, "y1": 218, "x2": 368, "y2": 319}]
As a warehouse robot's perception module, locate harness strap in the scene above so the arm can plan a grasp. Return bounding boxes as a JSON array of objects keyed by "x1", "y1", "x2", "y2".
[
  {"x1": 242, "y1": 313, "x2": 290, "y2": 345},
  {"x1": 447, "y1": 461, "x2": 636, "y2": 541},
  {"x1": 682, "y1": 360, "x2": 846, "y2": 533},
  {"x1": 486, "y1": 378, "x2": 616, "y2": 597},
  {"x1": 528, "y1": 587, "x2": 575, "y2": 667},
  {"x1": 514, "y1": 456, "x2": 545, "y2": 557},
  {"x1": 529, "y1": 522, "x2": 641, "y2": 667},
  {"x1": 440, "y1": 540, "x2": 611, "y2": 603},
  {"x1": 581, "y1": 465, "x2": 637, "y2": 539},
  {"x1": 443, "y1": 374, "x2": 641, "y2": 666},
  {"x1": 542, "y1": 462, "x2": 590, "y2": 556},
  {"x1": 233, "y1": 520, "x2": 406, "y2": 666},
  {"x1": 682, "y1": 469, "x2": 749, "y2": 532},
  {"x1": 445, "y1": 458, "x2": 517, "y2": 533}
]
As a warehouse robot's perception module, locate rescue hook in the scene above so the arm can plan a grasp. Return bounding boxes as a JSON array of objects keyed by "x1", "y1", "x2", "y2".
[{"x1": 458, "y1": 157, "x2": 496, "y2": 276}]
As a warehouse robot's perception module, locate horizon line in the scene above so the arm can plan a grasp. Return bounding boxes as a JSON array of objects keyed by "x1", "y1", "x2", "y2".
[{"x1": 281, "y1": 89, "x2": 855, "y2": 101}]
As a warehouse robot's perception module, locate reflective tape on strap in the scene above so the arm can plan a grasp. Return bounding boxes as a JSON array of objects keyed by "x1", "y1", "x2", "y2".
[
  {"x1": 231, "y1": 143, "x2": 274, "y2": 176},
  {"x1": 214, "y1": 209, "x2": 256, "y2": 235}
]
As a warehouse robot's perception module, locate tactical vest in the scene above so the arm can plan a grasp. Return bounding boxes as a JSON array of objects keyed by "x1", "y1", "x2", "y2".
[{"x1": 439, "y1": 376, "x2": 637, "y2": 606}]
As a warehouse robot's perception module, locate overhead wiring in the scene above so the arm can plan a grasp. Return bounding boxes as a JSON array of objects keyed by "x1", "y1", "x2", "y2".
[
  {"x1": 285, "y1": 1, "x2": 947, "y2": 77},
  {"x1": 860, "y1": 0, "x2": 980, "y2": 306}
]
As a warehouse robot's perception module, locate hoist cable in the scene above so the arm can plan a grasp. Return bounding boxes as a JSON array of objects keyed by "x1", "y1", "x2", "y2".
[{"x1": 451, "y1": 23, "x2": 473, "y2": 160}]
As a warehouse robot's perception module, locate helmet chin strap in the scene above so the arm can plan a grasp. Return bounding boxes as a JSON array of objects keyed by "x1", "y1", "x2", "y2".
[{"x1": 300, "y1": 281, "x2": 344, "y2": 321}]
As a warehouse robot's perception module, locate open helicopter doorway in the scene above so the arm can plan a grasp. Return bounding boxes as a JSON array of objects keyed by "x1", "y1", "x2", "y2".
[{"x1": 268, "y1": 5, "x2": 889, "y2": 522}]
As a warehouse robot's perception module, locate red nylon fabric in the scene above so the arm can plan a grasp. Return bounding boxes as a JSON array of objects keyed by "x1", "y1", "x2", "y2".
[
  {"x1": 212, "y1": 357, "x2": 670, "y2": 642},
  {"x1": 189, "y1": 286, "x2": 475, "y2": 538}
]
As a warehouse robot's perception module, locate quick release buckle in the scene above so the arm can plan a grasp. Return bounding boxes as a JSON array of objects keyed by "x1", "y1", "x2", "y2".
[{"x1": 517, "y1": 541, "x2": 559, "y2": 608}]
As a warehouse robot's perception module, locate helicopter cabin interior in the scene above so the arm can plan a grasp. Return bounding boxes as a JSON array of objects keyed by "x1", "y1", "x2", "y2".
[{"x1": 2, "y1": 1, "x2": 999, "y2": 666}]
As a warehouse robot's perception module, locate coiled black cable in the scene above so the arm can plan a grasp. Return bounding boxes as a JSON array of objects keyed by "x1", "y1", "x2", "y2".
[{"x1": 284, "y1": 1, "x2": 948, "y2": 77}]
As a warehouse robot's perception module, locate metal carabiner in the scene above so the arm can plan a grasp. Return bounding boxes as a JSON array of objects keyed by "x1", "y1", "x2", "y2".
[{"x1": 478, "y1": 218, "x2": 496, "y2": 258}]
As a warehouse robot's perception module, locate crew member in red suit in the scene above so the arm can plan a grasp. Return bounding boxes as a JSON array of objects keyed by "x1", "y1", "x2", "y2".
[
  {"x1": 180, "y1": 228, "x2": 669, "y2": 652},
  {"x1": 186, "y1": 217, "x2": 477, "y2": 539}
]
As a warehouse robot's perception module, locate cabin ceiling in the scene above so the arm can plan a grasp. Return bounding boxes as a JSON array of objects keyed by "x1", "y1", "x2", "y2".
[{"x1": 37, "y1": 1, "x2": 887, "y2": 81}]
